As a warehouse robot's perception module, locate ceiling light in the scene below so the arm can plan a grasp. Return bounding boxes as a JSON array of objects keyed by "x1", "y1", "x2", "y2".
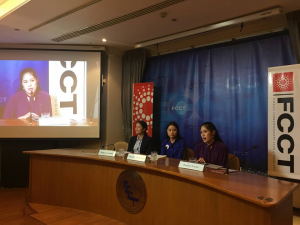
[
  {"x1": 0, "y1": 0, "x2": 30, "y2": 20},
  {"x1": 102, "y1": 39, "x2": 107, "y2": 42},
  {"x1": 0, "y1": 0, "x2": 9, "y2": 6},
  {"x1": 135, "y1": 7, "x2": 282, "y2": 48}
]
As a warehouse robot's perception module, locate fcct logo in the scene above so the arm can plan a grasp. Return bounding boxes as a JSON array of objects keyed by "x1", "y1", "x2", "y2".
[{"x1": 273, "y1": 72, "x2": 294, "y2": 92}]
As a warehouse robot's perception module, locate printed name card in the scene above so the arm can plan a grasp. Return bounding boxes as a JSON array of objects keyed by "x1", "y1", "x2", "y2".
[
  {"x1": 127, "y1": 153, "x2": 147, "y2": 162},
  {"x1": 178, "y1": 161, "x2": 204, "y2": 172},
  {"x1": 98, "y1": 149, "x2": 116, "y2": 157}
]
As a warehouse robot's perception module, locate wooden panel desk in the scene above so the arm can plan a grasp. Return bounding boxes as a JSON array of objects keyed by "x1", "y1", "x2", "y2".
[{"x1": 24, "y1": 149, "x2": 298, "y2": 225}]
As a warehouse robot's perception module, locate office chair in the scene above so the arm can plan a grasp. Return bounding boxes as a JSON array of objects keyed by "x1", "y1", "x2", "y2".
[
  {"x1": 183, "y1": 148, "x2": 194, "y2": 160},
  {"x1": 114, "y1": 141, "x2": 128, "y2": 152},
  {"x1": 228, "y1": 153, "x2": 240, "y2": 170}
]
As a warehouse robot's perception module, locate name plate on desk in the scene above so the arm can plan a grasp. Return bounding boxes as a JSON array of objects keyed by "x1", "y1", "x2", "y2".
[
  {"x1": 127, "y1": 153, "x2": 146, "y2": 162},
  {"x1": 178, "y1": 161, "x2": 204, "y2": 172},
  {"x1": 98, "y1": 149, "x2": 116, "y2": 157}
]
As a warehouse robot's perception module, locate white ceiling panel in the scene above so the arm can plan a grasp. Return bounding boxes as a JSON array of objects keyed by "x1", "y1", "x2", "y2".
[{"x1": 0, "y1": 0, "x2": 299, "y2": 50}]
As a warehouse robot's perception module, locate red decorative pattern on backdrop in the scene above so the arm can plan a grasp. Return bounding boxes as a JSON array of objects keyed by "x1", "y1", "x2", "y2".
[
  {"x1": 273, "y1": 72, "x2": 294, "y2": 92},
  {"x1": 132, "y1": 82, "x2": 154, "y2": 137}
]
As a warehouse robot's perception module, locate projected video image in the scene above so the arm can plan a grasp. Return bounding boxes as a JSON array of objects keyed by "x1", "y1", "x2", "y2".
[{"x1": 0, "y1": 60, "x2": 91, "y2": 126}]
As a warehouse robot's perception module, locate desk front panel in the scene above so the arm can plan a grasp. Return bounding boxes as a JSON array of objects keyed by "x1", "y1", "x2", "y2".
[{"x1": 28, "y1": 152, "x2": 294, "y2": 225}]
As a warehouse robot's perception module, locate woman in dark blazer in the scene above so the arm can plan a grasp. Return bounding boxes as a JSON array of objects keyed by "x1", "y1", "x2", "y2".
[{"x1": 128, "y1": 120, "x2": 153, "y2": 155}]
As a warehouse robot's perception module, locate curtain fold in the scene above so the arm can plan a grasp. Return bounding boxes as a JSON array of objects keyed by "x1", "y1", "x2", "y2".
[
  {"x1": 122, "y1": 49, "x2": 147, "y2": 142},
  {"x1": 287, "y1": 10, "x2": 300, "y2": 63}
]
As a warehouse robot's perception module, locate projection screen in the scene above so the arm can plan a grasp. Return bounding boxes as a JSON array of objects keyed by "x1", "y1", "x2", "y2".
[{"x1": 0, "y1": 49, "x2": 101, "y2": 138}]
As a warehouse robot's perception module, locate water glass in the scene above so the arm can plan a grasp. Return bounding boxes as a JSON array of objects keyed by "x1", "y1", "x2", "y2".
[
  {"x1": 41, "y1": 112, "x2": 50, "y2": 118},
  {"x1": 189, "y1": 158, "x2": 197, "y2": 163},
  {"x1": 119, "y1": 148, "x2": 125, "y2": 157},
  {"x1": 151, "y1": 151, "x2": 158, "y2": 161}
]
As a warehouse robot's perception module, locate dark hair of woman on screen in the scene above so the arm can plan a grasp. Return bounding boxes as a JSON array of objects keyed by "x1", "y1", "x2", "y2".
[
  {"x1": 160, "y1": 121, "x2": 185, "y2": 159},
  {"x1": 3, "y1": 67, "x2": 52, "y2": 120},
  {"x1": 127, "y1": 120, "x2": 153, "y2": 155},
  {"x1": 194, "y1": 122, "x2": 228, "y2": 167}
]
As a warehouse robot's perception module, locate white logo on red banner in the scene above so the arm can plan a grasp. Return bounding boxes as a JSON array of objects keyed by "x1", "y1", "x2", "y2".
[{"x1": 132, "y1": 83, "x2": 154, "y2": 137}]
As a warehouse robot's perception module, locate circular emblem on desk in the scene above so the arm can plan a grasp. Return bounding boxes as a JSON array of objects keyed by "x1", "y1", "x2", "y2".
[{"x1": 116, "y1": 170, "x2": 147, "y2": 214}]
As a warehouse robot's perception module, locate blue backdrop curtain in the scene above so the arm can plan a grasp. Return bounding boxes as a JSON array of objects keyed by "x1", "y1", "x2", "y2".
[{"x1": 144, "y1": 32, "x2": 296, "y2": 173}]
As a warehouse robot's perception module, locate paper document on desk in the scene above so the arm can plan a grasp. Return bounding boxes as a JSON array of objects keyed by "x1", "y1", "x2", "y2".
[
  {"x1": 205, "y1": 164, "x2": 223, "y2": 169},
  {"x1": 147, "y1": 155, "x2": 167, "y2": 160},
  {"x1": 39, "y1": 117, "x2": 70, "y2": 126},
  {"x1": 228, "y1": 169, "x2": 239, "y2": 173}
]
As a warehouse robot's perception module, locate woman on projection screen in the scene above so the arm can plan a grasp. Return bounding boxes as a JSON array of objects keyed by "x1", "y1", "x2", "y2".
[{"x1": 3, "y1": 68, "x2": 52, "y2": 121}]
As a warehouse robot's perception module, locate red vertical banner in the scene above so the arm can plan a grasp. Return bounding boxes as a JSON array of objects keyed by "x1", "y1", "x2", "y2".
[{"x1": 132, "y1": 82, "x2": 154, "y2": 137}]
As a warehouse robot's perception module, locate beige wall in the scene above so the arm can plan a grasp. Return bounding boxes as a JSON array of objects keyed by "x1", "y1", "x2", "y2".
[
  {"x1": 105, "y1": 52, "x2": 126, "y2": 145},
  {"x1": 79, "y1": 49, "x2": 125, "y2": 149}
]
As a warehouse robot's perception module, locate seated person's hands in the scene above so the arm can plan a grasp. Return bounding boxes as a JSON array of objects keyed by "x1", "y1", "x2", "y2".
[
  {"x1": 18, "y1": 112, "x2": 31, "y2": 120},
  {"x1": 31, "y1": 113, "x2": 39, "y2": 121},
  {"x1": 18, "y1": 112, "x2": 39, "y2": 121},
  {"x1": 197, "y1": 157, "x2": 206, "y2": 164}
]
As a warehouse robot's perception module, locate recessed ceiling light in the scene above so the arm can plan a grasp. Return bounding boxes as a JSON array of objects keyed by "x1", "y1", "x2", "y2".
[
  {"x1": 0, "y1": 0, "x2": 31, "y2": 20},
  {"x1": 102, "y1": 39, "x2": 107, "y2": 42}
]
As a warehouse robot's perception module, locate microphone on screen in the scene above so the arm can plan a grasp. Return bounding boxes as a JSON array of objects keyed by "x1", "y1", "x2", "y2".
[
  {"x1": 225, "y1": 145, "x2": 257, "y2": 175},
  {"x1": 101, "y1": 144, "x2": 115, "y2": 150},
  {"x1": 29, "y1": 91, "x2": 33, "y2": 124}
]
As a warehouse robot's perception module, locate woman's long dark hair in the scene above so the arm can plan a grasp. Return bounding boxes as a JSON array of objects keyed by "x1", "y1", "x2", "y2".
[
  {"x1": 18, "y1": 68, "x2": 41, "y2": 91},
  {"x1": 165, "y1": 121, "x2": 182, "y2": 140},
  {"x1": 201, "y1": 122, "x2": 223, "y2": 143}
]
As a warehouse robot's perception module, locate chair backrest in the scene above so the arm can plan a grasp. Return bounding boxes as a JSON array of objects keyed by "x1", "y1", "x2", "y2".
[
  {"x1": 114, "y1": 141, "x2": 128, "y2": 152},
  {"x1": 228, "y1": 153, "x2": 240, "y2": 170},
  {"x1": 183, "y1": 148, "x2": 194, "y2": 160}
]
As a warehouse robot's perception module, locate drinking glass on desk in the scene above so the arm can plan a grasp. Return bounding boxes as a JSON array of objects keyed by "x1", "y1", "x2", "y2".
[
  {"x1": 151, "y1": 151, "x2": 158, "y2": 161},
  {"x1": 189, "y1": 158, "x2": 197, "y2": 163},
  {"x1": 41, "y1": 112, "x2": 50, "y2": 118},
  {"x1": 118, "y1": 149, "x2": 125, "y2": 157},
  {"x1": 165, "y1": 158, "x2": 169, "y2": 166}
]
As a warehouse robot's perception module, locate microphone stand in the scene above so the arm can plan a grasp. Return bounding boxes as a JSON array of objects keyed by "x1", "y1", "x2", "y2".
[{"x1": 225, "y1": 145, "x2": 257, "y2": 175}]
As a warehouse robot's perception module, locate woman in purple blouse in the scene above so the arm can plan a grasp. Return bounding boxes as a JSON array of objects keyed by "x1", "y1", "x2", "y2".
[
  {"x1": 161, "y1": 121, "x2": 185, "y2": 159},
  {"x1": 3, "y1": 68, "x2": 52, "y2": 120},
  {"x1": 194, "y1": 122, "x2": 228, "y2": 167}
]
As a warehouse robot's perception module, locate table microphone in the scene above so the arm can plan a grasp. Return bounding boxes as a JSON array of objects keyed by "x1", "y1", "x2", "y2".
[
  {"x1": 101, "y1": 144, "x2": 115, "y2": 150},
  {"x1": 225, "y1": 145, "x2": 257, "y2": 175}
]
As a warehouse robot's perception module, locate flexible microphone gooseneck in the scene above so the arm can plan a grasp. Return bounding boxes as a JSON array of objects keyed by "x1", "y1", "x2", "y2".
[
  {"x1": 225, "y1": 145, "x2": 257, "y2": 175},
  {"x1": 101, "y1": 144, "x2": 115, "y2": 150}
]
